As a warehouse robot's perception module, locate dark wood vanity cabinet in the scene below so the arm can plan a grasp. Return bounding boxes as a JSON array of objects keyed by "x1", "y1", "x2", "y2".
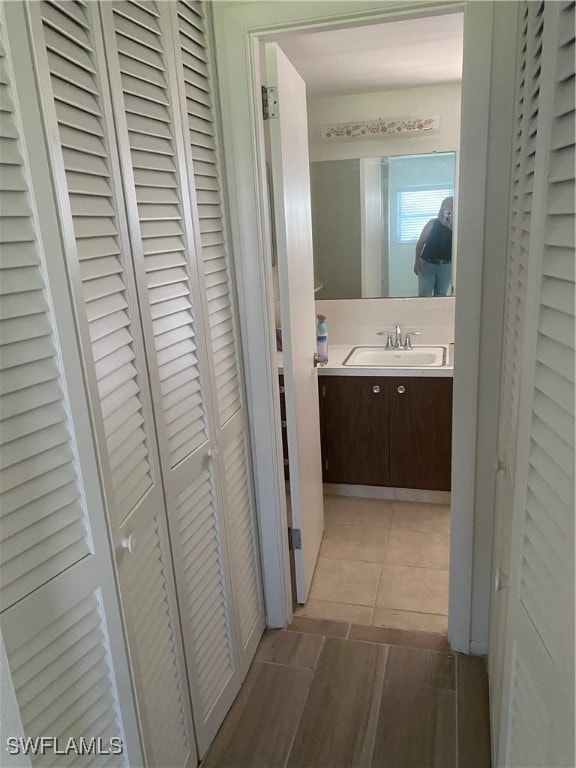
[
  {"x1": 279, "y1": 375, "x2": 290, "y2": 480},
  {"x1": 319, "y1": 376, "x2": 391, "y2": 486},
  {"x1": 319, "y1": 376, "x2": 452, "y2": 491}
]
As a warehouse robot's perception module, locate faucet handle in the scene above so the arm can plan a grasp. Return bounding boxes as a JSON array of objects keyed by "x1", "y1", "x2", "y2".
[
  {"x1": 404, "y1": 332, "x2": 421, "y2": 350},
  {"x1": 376, "y1": 331, "x2": 394, "y2": 349}
]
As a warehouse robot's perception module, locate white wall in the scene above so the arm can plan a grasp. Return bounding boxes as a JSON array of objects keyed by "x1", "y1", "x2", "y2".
[{"x1": 308, "y1": 82, "x2": 461, "y2": 162}]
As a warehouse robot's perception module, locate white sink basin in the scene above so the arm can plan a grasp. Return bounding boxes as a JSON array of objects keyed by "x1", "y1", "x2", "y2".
[{"x1": 343, "y1": 346, "x2": 447, "y2": 367}]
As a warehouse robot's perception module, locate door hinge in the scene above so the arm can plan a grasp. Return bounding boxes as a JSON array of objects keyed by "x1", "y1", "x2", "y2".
[
  {"x1": 322, "y1": 384, "x2": 326, "y2": 398},
  {"x1": 261, "y1": 86, "x2": 279, "y2": 120},
  {"x1": 288, "y1": 527, "x2": 302, "y2": 550}
]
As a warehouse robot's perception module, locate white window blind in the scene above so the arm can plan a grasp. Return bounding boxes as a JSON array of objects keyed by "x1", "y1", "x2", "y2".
[{"x1": 397, "y1": 186, "x2": 453, "y2": 242}]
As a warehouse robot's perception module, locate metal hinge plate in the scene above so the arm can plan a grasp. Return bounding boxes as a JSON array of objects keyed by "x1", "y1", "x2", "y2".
[
  {"x1": 288, "y1": 527, "x2": 302, "y2": 550},
  {"x1": 262, "y1": 86, "x2": 279, "y2": 120}
]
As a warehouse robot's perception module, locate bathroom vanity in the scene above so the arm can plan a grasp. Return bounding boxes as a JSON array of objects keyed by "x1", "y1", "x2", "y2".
[{"x1": 316, "y1": 345, "x2": 453, "y2": 491}]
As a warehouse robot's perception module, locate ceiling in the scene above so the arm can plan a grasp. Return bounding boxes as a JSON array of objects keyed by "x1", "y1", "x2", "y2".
[{"x1": 271, "y1": 13, "x2": 464, "y2": 97}]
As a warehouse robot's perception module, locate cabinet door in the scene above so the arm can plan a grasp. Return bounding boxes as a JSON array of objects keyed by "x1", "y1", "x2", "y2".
[
  {"x1": 320, "y1": 377, "x2": 390, "y2": 486},
  {"x1": 389, "y1": 378, "x2": 452, "y2": 491}
]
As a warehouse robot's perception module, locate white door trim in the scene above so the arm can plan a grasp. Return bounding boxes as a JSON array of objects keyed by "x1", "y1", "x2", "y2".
[{"x1": 212, "y1": 0, "x2": 512, "y2": 651}]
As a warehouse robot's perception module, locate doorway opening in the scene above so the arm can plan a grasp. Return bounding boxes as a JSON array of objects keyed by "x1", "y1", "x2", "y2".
[
  {"x1": 213, "y1": 0, "x2": 499, "y2": 653},
  {"x1": 260, "y1": 12, "x2": 463, "y2": 636}
]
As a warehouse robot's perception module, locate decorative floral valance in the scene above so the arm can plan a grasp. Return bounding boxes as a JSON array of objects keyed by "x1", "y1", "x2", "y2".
[{"x1": 322, "y1": 115, "x2": 440, "y2": 141}]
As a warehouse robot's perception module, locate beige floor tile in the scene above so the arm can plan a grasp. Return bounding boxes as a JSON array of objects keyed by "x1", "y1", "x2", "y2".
[
  {"x1": 385, "y1": 646, "x2": 455, "y2": 690},
  {"x1": 286, "y1": 616, "x2": 348, "y2": 638},
  {"x1": 287, "y1": 638, "x2": 388, "y2": 767},
  {"x1": 349, "y1": 624, "x2": 450, "y2": 653},
  {"x1": 319, "y1": 523, "x2": 389, "y2": 562},
  {"x1": 374, "y1": 684, "x2": 456, "y2": 767},
  {"x1": 322, "y1": 494, "x2": 337, "y2": 515},
  {"x1": 372, "y1": 607, "x2": 448, "y2": 635},
  {"x1": 392, "y1": 501, "x2": 451, "y2": 534},
  {"x1": 457, "y1": 654, "x2": 491, "y2": 768},
  {"x1": 203, "y1": 661, "x2": 313, "y2": 768},
  {"x1": 308, "y1": 557, "x2": 382, "y2": 607},
  {"x1": 295, "y1": 599, "x2": 373, "y2": 625},
  {"x1": 385, "y1": 528, "x2": 450, "y2": 569},
  {"x1": 376, "y1": 564, "x2": 449, "y2": 614},
  {"x1": 255, "y1": 629, "x2": 323, "y2": 669},
  {"x1": 325, "y1": 496, "x2": 393, "y2": 527}
]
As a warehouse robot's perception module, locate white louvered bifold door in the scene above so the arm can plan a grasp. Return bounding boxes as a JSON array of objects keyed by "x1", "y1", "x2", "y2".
[
  {"x1": 25, "y1": 3, "x2": 196, "y2": 766},
  {"x1": 496, "y1": 2, "x2": 575, "y2": 766},
  {"x1": 0, "y1": 6, "x2": 141, "y2": 764},
  {"x1": 488, "y1": 2, "x2": 543, "y2": 749},
  {"x1": 98, "y1": 0, "x2": 246, "y2": 755},
  {"x1": 172, "y1": 0, "x2": 264, "y2": 681}
]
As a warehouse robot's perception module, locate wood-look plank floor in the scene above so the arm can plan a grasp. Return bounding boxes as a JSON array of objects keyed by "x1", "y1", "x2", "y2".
[{"x1": 201, "y1": 618, "x2": 491, "y2": 768}]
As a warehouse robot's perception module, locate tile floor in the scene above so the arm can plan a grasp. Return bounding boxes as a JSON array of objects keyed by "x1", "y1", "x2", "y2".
[
  {"x1": 294, "y1": 496, "x2": 451, "y2": 634},
  {"x1": 202, "y1": 617, "x2": 491, "y2": 768}
]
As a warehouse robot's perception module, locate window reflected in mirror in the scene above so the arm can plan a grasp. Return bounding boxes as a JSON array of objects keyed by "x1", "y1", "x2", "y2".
[{"x1": 310, "y1": 151, "x2": 456, "y2": 299}]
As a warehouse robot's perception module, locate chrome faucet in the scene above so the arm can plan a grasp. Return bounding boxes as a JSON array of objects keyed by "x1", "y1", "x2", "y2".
[
  {"x1": 377, "y1": 325, "x2": 420, "y2": 350},
  {"x1": 376, "y1": 330, "x2": 395, "y2": 349},
  {"x1": 403, "y1": 331, "x2": 421, "y2": 350}
]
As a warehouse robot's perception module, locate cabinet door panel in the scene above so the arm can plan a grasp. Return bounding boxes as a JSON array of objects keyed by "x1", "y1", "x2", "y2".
[
  {"x1": 320, "y1": 377, "x2": 390, "y2": 486},
  {"x1": 389, "y1": 378, "x2": 452, "y2": 490}
]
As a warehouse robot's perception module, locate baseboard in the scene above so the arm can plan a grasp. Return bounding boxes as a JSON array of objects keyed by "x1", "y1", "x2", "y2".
[{"x1": 323, "y1": 483, "x2": 451, "y2": 505}]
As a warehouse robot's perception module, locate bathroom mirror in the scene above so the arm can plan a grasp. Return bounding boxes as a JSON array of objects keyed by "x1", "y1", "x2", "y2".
[{"x1": 310, "y1": 151, "x2": 456, "y2": 299}]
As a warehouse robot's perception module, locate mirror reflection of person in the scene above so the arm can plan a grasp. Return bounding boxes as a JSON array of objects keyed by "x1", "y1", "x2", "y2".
[{"x1": 413, "y1": 196, "x2": 453, "y2": 297}]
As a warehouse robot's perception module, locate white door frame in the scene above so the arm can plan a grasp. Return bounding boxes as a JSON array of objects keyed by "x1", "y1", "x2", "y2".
[{"x1": 212, "y1": 0, "x2": 514, "y2": 651}]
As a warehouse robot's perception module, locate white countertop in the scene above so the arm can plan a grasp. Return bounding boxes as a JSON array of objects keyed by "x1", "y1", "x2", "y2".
[{"x1": 277, "y1": 344, "x2": 454, "y2": 377}]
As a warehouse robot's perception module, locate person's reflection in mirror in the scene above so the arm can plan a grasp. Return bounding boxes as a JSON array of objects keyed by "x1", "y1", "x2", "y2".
[{"x1": 413, "y1": 196, "x2": 453, "y2": 297}]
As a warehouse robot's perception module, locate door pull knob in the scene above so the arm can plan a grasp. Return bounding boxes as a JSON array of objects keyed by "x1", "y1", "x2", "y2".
[
  {"x1": 372, "y1": 385, "x2": 381, "y2": 393},
  {"x1": 121, "y1": 534, "x2": 137, "y2": 554},
  {"x1": 397, "y1": 385, "x2": 406, "y2": 394}
]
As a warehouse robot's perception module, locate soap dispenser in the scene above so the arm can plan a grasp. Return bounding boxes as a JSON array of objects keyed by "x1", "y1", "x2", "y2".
[{"x1": 316, "y1": 314, "x2": 328, "y2": 361}]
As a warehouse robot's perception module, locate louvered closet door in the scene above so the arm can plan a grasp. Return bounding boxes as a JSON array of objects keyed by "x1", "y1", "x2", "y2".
[
  {"x1": 172, "y1": 0, "x2": 264, "y2": 678},
  {"x1": 488, "y1": 1, "x2": 543, "y2": 749},
  {"x1": 27, "y1": 3, "x2": 196, "y2": 766},
  {"x1": 99, "y1": 0, "x2": 244, "y2": 755},
  {"x1": 498, "y1": 2, "x2": 575, "y2": 765},
  {"x1": 0, "y1": 8, "x2": 141, "y2": 764},
  {"x1": 489, "y1": 2, "x2": 544, "y2": 743}
]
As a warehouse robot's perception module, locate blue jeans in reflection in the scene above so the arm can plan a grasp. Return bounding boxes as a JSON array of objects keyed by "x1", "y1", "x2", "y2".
[{"x1": 418, "y1": 261, "x2": 452, "y2": 297}]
